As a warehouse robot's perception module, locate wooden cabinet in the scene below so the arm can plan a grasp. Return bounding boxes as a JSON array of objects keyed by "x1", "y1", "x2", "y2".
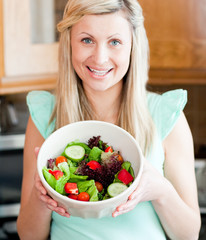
[
  {"x1": 139, "y1": 0, "x2": 206, "y2": 85},
  {"x1": 0, "y1": 0, "x2": 57, "y2": 95}
]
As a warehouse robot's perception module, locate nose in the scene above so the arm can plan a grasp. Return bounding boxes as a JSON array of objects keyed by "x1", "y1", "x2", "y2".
[{"x1": 92, "y1": 43, "x2": 109, "y2": 65}]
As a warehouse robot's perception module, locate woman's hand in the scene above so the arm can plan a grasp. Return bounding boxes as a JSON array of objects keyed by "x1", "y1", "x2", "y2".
[
  {"x1": 112, "y1": 158, "x2": 166, "y2": 217},
  {"x1": 34, "y1": 147, "x2": 70, "y2": 218}
]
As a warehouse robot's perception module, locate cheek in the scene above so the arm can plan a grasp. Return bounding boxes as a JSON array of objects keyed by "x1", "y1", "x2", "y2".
[
  {"x1": 117, "y1": 49, "x2": 131, "y2": 71},
  {"x1": 71, "y1": 45, "x2": 90, "y2": 67},
  {"x1": 71, "y1": 54, "x2": 79, "y2": 73},
  {"x1": 71, "y1": 48, "x2": 84, "y2": 73}
]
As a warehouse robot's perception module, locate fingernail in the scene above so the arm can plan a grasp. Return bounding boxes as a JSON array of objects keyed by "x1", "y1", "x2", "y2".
[
  {"x1": 51, "y1": 202, "x2": 56, "y2": 207},
  {"x1": 113, "y1": 213, "x2": 118, "y2": 217},
  {"x1": 129, "y1": 195, "x2": 134, "y2": 200}
]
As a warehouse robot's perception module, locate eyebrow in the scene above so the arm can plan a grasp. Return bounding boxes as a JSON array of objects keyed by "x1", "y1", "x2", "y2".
[
  {"x1": 79, "y1": 32, "x2": 121, "y2": 39},
  {"x1": 79, "y1": 32, "x2": 94, "y2": 38}
]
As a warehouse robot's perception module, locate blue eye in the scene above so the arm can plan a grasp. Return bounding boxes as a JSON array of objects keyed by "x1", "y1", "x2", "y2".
[
  {"x1": 82, "y1": 38, "x2": 93, "y2": 44},
  {"x1": 110, "y1": 40, "x2": 120, "y2": 46}
]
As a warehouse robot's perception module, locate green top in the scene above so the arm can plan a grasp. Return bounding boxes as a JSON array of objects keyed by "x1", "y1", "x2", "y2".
[{"x1": 27, "y1": 89, "x2": 187, "y2": 240}]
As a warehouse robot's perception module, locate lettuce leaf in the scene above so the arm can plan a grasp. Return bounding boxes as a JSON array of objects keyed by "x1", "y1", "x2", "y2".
[
  {"x1": 55, "y1": 175, "x2": 70, "y2": 195},
  {"x1": 58, "y1": 162, "x2": 70, "y2": 177},
  {"x1": 77, "y1": 180, "x2": 98, "y2": 201},
  {"x1": 69, "y1": 174, "x2": 88, "y2": 183},
  {"x1": 121, "y1": 161, "x2": 131, "y2": 171},
  {"x1": 88, "y1": 147, "x2": 102, "y2": 162},
  {"x1": 87, "y1": 184, "x2": 98, "y2": 201},
  {"x1": 42, "y1": 167, "x2": 56, "y2": 189}
]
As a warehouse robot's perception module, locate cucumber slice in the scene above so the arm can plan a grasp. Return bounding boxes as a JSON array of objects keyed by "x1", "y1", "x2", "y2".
[
  {"x1": 107, "y1": 183, "x2": 128, "y2": 197},
  {"x1": 64, "y1": 145, "x2": 85, "y2": 162}
]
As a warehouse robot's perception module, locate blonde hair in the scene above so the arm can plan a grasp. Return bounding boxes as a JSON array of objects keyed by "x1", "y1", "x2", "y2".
[{"x1": 52, "y1": 0, "x2": 155, "y2": 155}]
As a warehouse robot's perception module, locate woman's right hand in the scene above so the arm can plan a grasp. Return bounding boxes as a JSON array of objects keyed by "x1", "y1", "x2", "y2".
[{"x1": 34, "y1": 147, "x2": 70, "y2": 218}]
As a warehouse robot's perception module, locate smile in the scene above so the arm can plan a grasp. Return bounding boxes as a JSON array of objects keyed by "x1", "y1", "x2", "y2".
[{"x1": 87, "y1": 67, "x2": 113, "y2": 76}]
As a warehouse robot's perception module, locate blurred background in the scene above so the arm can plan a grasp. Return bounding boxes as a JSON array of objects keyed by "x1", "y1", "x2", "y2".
[{"x1": 0, "y1": 0, "x2": 205, "y2": 239}]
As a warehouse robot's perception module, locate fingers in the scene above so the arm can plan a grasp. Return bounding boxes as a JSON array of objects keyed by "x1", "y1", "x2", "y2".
[
  {"x1": 36, "y1": 181, "x2": 70, "y2": 218},
  {"x1": 129, "y1": 189, "x2": 139, "y2": 201},
  {"x1": 45, "y1": 197, "x2": 70, "y2": 218},
  {"x1": 39, "y1": 194, "x2": 56, "y2": 206},
  {"x1": 113, "y1": 207, "x2": 134, "y2": 217},
  {"x1": 39, "y1": 190, "x2": 70, "y2": 218},
  {"x1": 47, "y1": 204, "x2": 70, "y2": 218},
  {"x1": 113, "y1": 188, "x2": 141, "y2": 217},
  {"x1": 112, "y1": 202, "x2": 136, "y2": 217},
  {"x1": 112, "y1": 200, "x2": 138, "y2": 217},
  {"x1": 34, "y1": 172, "x2": 47, "y2": 195}
]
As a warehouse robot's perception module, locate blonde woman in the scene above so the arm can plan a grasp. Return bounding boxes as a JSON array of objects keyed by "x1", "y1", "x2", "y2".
[{"x1": 17, "y1": 0, "x2": 201, "y2": 239}]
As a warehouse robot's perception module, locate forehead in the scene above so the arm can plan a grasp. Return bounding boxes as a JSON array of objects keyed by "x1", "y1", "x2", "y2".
[{"x1": 71, "y1": 11, "x2": 132, "y2": 38}]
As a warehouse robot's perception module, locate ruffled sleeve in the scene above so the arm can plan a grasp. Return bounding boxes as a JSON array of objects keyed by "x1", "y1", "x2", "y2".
[
  {"x1": 26, "y1": 91, "x2": 56, "y2": 139},
  {"x1": 147, "y1": 89, "x2": 187, "y2": 140}
]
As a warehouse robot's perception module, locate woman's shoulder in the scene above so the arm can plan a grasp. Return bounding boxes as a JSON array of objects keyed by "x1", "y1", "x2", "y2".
[
  {"x1": 26, "y1": 91, "x2": 56, "y2": 139},
  {"x1": 27, "y1": 90, "x2": 55, "y2": 102},
  {"x1": 147, "y1": 89, "x2": 187, "y2": 140},
  {"x1": 147, "y1": 89, "x2": 187, "y2": 107}
]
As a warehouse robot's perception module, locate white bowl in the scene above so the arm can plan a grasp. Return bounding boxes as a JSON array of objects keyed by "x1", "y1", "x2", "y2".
[{"x1": 37, "y1": 120, "x2": 144, "y2": 218}]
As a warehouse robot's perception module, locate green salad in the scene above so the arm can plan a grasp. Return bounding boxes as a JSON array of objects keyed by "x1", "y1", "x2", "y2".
[{"x1": 42, "y1": 136, "x2": 134, "y2": 202}]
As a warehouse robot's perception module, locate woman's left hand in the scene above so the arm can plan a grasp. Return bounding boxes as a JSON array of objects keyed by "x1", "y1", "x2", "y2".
[{"x1": 112, "y1": 158, "x2": 166, "y2": 217}]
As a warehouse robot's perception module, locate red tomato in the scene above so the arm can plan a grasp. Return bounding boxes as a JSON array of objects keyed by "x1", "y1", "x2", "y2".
[
  {"x1": 64, "y1": 182, "x2": 78, "y2": 194},
  {"x1": 55, "y1": 156, "x2": 67, "y2": 166},
  {"x1": 105, "y1": 146, "x2": 113, "y2": 153},
  {"x1": 86, "y1": 161, "x2": 101, "y2": 170},
  {"x1": 95, "y1": 181, "x2": 103, "y2": 192},
  {"x1": 68, "y1": 194, "x2": 78, "y2": 200},
  {"x1": 77, "y1": 192, "x2": 90, "y2": 201}
]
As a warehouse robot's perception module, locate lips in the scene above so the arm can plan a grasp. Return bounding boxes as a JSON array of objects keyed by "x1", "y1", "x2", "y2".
[{"x1": 87, "y1": 66, "x2": 113, "y2": 76}]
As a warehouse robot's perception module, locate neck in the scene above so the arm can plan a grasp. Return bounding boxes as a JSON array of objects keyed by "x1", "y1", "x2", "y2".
[{"x1": 84, "y1": 81, "x2": 123, "y2": 124}]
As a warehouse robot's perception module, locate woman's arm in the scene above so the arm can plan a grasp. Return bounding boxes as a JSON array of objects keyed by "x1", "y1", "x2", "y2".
[
  {"x1": 17, "y1": 116, "x2": 51, "y2": 240},
  {"x1": 17, "y1": 117, "x2": 69, "y2": 240},
  {"x1": 113, "y1": 112, "x2": 201, "y2": 240},
  {"x1": 152, "y1": 112, "x2": 201, "y2": 239}
]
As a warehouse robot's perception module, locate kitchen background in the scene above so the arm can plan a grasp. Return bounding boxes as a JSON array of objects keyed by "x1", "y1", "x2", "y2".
[{"x1": 0, "y1": 0, "x2": 206, "y2": 239}]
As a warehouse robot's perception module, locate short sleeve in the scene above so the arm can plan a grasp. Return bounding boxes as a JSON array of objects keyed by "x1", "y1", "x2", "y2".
[
  {"x1": 147, "y1": 89, "x2": 187, "y2": 140},
  {"x1": 26, "y1": 91, "x2": 56, "y2": 139}
]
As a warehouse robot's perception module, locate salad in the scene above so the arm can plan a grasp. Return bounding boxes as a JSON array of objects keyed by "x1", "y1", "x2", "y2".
[{"x1": 42, "y1": 136, "x2": 135, "y2": 202}]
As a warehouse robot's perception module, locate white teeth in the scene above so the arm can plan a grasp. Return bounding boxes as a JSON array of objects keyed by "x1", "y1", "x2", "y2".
[{"x1": 89, "y1": 67, "x2": 110, "y2": 76}]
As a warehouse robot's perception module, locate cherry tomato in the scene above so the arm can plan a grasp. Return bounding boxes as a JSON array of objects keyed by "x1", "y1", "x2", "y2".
[
  {"x1": 95, "y1": 181, "x2": 103, "y2": 192},
  {"x1": 68, "y1": 194, "x2": 78, "y2": 200},
  {"x1": 105, "y1": 146, "x2": 113, "y2": 153},
  {"x1": 56, "y1": 156, "x2": 67, "y2": 166},
  {"x1": 114, "y1": 153, "x2": 124, "y2": 163},
  {"x1": 77, "y1": 192, "x2": 90, "y2": 201}
]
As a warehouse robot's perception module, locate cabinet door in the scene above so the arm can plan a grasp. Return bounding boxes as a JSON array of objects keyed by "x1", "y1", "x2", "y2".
[
  {"x1": 0, "y1": 0, "x2": 4, "y2": 79},
  {"x1": 1, "y1": 0, "x2": 58, "y2": 83},
  {"x1": 139, "y1": 0, "x2": 206, "y2": 69}
]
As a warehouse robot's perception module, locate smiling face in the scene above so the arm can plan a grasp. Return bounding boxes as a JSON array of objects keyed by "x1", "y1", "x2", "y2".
[{"x1": 70, "y1": 11, "x2": 132, "y2": 93}]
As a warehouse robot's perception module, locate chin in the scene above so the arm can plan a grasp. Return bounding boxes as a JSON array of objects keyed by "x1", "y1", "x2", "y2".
[{"x1": 86, "y1": 82, "x2": 112, "y2": 92}]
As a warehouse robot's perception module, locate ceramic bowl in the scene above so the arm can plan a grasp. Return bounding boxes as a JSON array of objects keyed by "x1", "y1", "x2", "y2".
[{"x1": 37, "y1": 120, "x2": 144, "y2": 218}]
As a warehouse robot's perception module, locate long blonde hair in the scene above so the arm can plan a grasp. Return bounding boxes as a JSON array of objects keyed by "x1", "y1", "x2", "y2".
[{"x1": 52, "y1": 0, "x2": 155, "y2": 155}]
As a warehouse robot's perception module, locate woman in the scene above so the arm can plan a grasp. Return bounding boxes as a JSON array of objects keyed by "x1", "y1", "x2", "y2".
[{"x1": 17, "y1": 0, "x2": 201, "y2": 239}]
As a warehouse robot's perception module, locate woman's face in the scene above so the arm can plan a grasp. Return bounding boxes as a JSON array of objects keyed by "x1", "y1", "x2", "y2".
[{"x1": 70, "y1": 11, "x2": 132, "y2": 93}]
